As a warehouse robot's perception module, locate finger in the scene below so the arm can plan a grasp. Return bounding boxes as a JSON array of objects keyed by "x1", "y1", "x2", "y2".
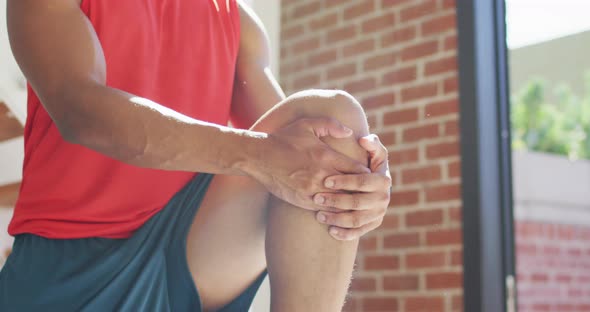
[
  {"x1": 328, "y1": 220, "x2": 382, "y2": 241},
  {"x1": 329, "y1": 151, "x2": 370, "y2": 174},
  {"x1": 359, "y1": 134, "x2": 383, "y2": 157},
  {"x1": 359, "y1": 134, "x2": 388, "y2": 171},
  {"x1": 324, "y1": 173, "x2": 391, "y2": 192},
  {"x1": 306, "y1": 117, "x2": 353, "y2": 139},
  {"x1": 314, "y1": 191, "x2": 387, "y2": 211},
  {"x1": 316, "y1": 207, "x2": 384, "y2": 229}
]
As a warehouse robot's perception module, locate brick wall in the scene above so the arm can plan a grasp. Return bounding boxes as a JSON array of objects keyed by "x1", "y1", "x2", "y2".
[
  {"x1": 279, "y1": 1, "x2": 462, "y2": 311},
  {"x1": 515, "y1": 221, "x2": 590, "y2": 312}
]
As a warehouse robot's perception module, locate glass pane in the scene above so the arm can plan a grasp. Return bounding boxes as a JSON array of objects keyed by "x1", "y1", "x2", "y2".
[{"x1": 507, "y1": 1, "x2": 590, "y2": 311}]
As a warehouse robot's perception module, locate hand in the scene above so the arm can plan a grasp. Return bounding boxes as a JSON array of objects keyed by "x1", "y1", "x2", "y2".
[
  {"x1": 313, "y1": 134, "x2": 391, "y2": 240},
  {"x1": 251, "y1": 117, "x2": 370, "y2": 210}
]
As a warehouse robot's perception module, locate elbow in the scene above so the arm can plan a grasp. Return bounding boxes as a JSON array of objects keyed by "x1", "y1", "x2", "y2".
[
  {"x1": 43, "y1": 87, "x2": 93, "y2": 146},
  {"x1": 56, "y1": 120, "x2": 83, "y2": 145}
]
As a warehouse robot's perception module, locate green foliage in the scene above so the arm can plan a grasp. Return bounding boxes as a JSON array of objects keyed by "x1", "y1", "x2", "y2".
[{"x1": 511, "y1": 73, "x2": 590, "y2": 160}]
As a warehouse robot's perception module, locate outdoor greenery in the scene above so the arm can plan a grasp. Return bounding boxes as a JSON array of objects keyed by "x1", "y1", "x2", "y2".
[{"x1": 511, "y1": 73, "x2": 590, "y2": 160}]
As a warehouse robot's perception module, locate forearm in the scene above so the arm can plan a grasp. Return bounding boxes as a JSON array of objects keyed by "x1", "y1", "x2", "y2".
[{"x1": 60, "y1": 82, "x2": 265, "y2": 175}]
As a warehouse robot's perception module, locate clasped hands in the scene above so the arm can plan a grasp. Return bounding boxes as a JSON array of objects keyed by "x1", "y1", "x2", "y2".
[{"x1": 260, "y1": 117, "x2": 392, "y2": 241}]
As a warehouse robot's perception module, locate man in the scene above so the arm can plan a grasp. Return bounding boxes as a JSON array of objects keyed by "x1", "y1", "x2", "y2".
[{"x1": 1, "y1": 0, "x2": 391, "y2": 311}]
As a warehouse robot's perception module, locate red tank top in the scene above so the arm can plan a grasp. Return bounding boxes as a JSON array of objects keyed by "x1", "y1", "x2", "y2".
[{"x1": 9, "y1": 0, "x2": 240, "y2": 238}]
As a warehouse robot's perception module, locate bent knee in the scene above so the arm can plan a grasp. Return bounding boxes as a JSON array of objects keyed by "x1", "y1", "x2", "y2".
[
  {"x1": 290, "y1": 90, "x2": 369, "y2": 164},
  {"x1": 286, "y1": 89, "x2": 369, "y2": 135}
]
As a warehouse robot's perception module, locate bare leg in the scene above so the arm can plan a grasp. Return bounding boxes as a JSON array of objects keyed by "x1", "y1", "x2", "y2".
[{"x1": 186, "y1": 91, "x2": 369, "y2": 311}]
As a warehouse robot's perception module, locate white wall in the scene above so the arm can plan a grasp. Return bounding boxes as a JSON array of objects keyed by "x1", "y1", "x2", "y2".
[
  {"x1": 0, "y1": 1, "x2": 27, "y2": 124},
  {"x1": 248, "y1": 0, "x2": 281, "y2": 77},
  {"x1": 513, "y1": 151, "x2": 590, "y2": 225}
]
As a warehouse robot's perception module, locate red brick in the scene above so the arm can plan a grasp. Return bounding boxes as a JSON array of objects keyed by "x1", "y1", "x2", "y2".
[
  {"x1": 442, "y1": 0, "x2": 457, "y2": 10},
  {"x1": 382, "y1": 213, "x2": 400, "y2": 229},
  {"x1": 343, "y1": 1, "x2": 375, "y2": 20},
  {"x1": 293, "y1": 72, "x2": 320, "y2": 90},
  {"x1": 402, "y1": 165, "x2": 442, "y2": 184},
  {"x1": 426, "y1": 228, "x2": 462, "y2": 246},
  {"x1": 291, "y1": 37, "x2": 320, "y2": 54},
  {"x1": 444, "y1": 34, "x2": 458, "y2": 50},
  {"x1": 342, "y1": 297, "x2": 357, "y2": 312},
  {"x1": 381, "y1": 0, "x2": 414, "y2": 9},
  {"x1": 326, "y1": 25, "x2": 357, "y2": 44},
  {"x1": 403, "y1": 124, "x2": 439, "y2": 142},
  {"x1": 406, "y1": 296, "x2": 445, "y2": 312},
  {"x1": 292, "y1": 1, "x2": 321, "y2": 19},
  {"x1": 382, "y1": 25, "x2": 417, "y2": 47},
  {"x1": 362, "y1": 13, "x2": 396, "y2": 33},
  {"x1": 383, "y1": 274, "x2": 420, "y2": 291},
  {"x1": 426, "y1": 140, "x2": 459, "y2": 159},
  {"x1": 363, "y1": 92, "x2": 396, "y2": 109},
  {"x1": 532, "y1": 304, "x2": 551, "y2": 311},
  {"x1": 400, "y1": 1, "x2": 437, "y2": 22},
  {"x1": 425, "y1": 99, "x2": 458, "y2": 117},
  {"x1": 400, "y1": 40, "x2": 439, "y2": 61},
  {"x1": 280, "y1": 59, "x2": 305, "y2": 75},
  {"x1": 344, "y1": 77, "x2": 377, "y2": 94},
  {"x1": 425, "y1": 183, "x2": 460, "y2": 202},
  {"x1": 448, "y1": 160, "x2": 461, "y2": 178},
  {"x1": 384, "y1": 232, "x2": 420, "y2": 249},
  {"x1": 379, "y1": 130, "x2": 396, "y2": 146},
  {"x1": 555, "y1": 274, "x2": 573, "y2": 283},
  {"x1": 389, "y1": 147, "x2": 419, "y2": 165},
  {"x1": 362, "y1": 297, "x2": 399, "y2": 312},
  {"x1": 364, "y1": 52, "x2": 398, "y2": 71},
  {"x1": 309, "y1": 12, "x2": 338, "y2": 31},
  {"x1": 390, "y1": 189, "x2": 419, "y2": 206},
  {"x1": 343, "y1": 38, "x2": 375, "y2": 57},
  {"x1": 443, "y1": 119, "x2": 459, "y2": 136},
  {"x1": 383, "y1": 66, "x2": 417, "y2": 85},
  {"x1": 359, "y1": 235, "x2": 377, "y2": 251},
  {"x1": 401, "y1": 82, "x2": 438, "y2": 102},
  {"x1": 451, "y1": 249, "x2": 463, "y2": 266},
  {"x1": 422, "y1": 13, "x2": 457, "y2": 36},
  {"x1": 281, "y1": 24, "x2": 304, "y2": 41},
  {"x1": 426, "y1": 271, "x2": 463, "y2": 289},
  {"x1": 326, "y1": 63, "x2": 357, "y2": 80},
  {"x1": 383, "y1": 108, "x2": 419, "y2": 126},
  {"x1": 406, "y1": 251, "x2": 446, "y2": 269},
  {"x1": 531, "y1": 273, "x2": 549, "y2": 283},
  {"x1": 308, "y1": 50, "x2": 337, "y2": 67},
  {"x1": 443, "y1": 76, "x2": 459, "y2": 93},
  {"x1": 449, "y1": 206, "x2": 461, "y2": 222},
  {"x1": 350, "y1": 276, "x2": 377, "y2": 292},
  {"x1": 452, "y1": 294, "x2": 463, "y2": 311},
  {"x1": 405, "y1": 208, "x2": 444, "y2": 227},
  {"x1": 365, "y1": 255, "x2": 400, "y2": 271},
  {"x1": 425, "y1": 56, "x2": 457, "y2": 76}
]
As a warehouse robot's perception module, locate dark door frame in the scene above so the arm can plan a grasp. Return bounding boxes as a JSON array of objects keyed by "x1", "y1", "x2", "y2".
[{"x1": 456, "y1": 1, "x2": 516, "y2": 311}]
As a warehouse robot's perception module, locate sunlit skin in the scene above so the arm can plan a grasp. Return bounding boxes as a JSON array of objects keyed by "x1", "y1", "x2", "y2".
[{"x1": 7, "y1": 0, "x2": 391, "y2": 311}]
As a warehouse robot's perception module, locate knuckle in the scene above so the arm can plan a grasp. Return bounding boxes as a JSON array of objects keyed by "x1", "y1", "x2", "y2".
[
  {"x1": 352, "y1": 195, "x2": 360, "y2": 210},
  {"x1": 351, "y1": 216, "x2": 361, "y2": 228},
  {"x1": 328, "y1": 195, "x2": 337, "y2": 206},
  {"x1": 358, "y1": 174, "x2": 367, "y2": 188}
]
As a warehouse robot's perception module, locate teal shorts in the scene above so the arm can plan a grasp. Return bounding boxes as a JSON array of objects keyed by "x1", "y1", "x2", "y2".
[{"x1": 0, "y1": 173, "x2": 266, "y2": 311}]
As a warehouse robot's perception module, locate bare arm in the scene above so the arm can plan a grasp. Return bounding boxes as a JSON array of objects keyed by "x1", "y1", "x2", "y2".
[
  {"x1": 230, "y1": 1, "x2": 285, "y2": 129},
  {"x1": 7, "y1": 0, "x2": 266, "y2": 174}
]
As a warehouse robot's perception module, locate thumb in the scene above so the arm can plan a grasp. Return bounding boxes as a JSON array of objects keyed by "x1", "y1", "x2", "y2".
[
  {"x1": 359, "y1": 134, "x2": 381, "y2": 156},
  {"x1": 308, "y1": 117, "x2": 354, "y2": 139}
]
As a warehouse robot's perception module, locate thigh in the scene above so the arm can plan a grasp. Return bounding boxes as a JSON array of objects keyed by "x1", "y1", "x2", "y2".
[{"x1": 186, "y1": 173, "x2": 270, "y2": 311}]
